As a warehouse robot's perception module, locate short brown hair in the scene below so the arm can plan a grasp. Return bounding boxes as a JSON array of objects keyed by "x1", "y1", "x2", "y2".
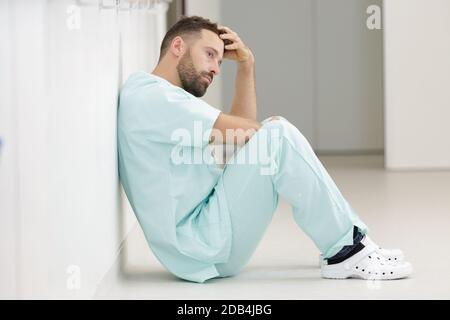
[{"x1": 159, "y1": 15, "x2": 230, "y2": 61}]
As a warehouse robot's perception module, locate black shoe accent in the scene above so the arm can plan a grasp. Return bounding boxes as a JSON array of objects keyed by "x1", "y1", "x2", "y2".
[
  {"x1": 325, "y1": 226, "x2": 366, "y2": 265},
  {"x1": 326, "y1": 241, "x2": 365, "y2": 265}
]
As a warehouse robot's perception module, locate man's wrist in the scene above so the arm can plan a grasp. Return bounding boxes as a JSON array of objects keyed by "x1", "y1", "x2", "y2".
[
  {"x1": 237, "y1": 57, "x2": 254, "y2": 71},
  {"x1": 237, "y1": 50, "x2": 255, "y2": 68}
]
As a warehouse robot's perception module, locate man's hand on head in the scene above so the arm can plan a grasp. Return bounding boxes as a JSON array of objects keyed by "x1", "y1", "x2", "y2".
[
  {"x1": 218, "y1": 25, "x2": 254, "y2": 65},
  {"x1": 217, "y1": 25, "x2": 257, "y2": 121}
]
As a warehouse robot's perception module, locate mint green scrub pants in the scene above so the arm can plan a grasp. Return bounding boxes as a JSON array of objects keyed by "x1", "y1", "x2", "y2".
[{"x1": 214, "y1": 116, "x2": 369, "y2": 277}]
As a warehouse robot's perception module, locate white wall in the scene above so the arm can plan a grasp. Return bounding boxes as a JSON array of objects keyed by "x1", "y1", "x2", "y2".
[
  {"x1": 0, "y1": 0, "x2": 168, "y2": 299},
  {"x1": 0, "y1": 0, "x2": 18, "y2": 299},
  {"x1": 384, "y1": 0, "x2": 450, "y2": 169}
]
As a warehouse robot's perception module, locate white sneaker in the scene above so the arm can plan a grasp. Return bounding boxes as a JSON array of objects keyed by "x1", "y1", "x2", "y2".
[
  {"x1": 321, "y1": 236, "x2": 413, "y2": 280},
  {"x1": 318, "y1": 235, "x2": 405, "y2": 267}
]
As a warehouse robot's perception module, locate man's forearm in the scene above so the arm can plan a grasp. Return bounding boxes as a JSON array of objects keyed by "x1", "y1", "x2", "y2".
[{"x1": 229, "y1": 60, "x2": 257, "y2": 121}]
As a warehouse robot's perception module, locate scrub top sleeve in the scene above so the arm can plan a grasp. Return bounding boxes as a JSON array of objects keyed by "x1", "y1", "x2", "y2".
[{"x1": 146, "y1": 87, "x2": 222, "y2": 148}]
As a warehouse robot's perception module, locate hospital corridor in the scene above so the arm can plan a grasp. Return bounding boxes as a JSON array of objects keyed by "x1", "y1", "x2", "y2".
[
  {"x1": 1, "y1": 0, "x2": 450, "y2": 300},
  {"x1": 96, "y1": 154, "x2": 450, "y2": 299}
]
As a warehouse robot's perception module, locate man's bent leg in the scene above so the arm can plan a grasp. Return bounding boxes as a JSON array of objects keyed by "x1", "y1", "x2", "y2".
[
  {"x1": 260, "y1": 116, "x2": 369, "y2": 259},
  {"x1": 214, "y1": 116, "x2": 369, "y2": 277}
]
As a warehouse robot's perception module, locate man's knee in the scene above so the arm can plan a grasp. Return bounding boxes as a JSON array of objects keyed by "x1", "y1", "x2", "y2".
[
  {"x1": 261, "y1": 115, "x2": 298, "y2": 135},
  {"x1": 261, "y1": 115, "x2": 288, "y2": 125},
  {"x1": 261, "y1": 115, "x2": 311, "y2": 147}
]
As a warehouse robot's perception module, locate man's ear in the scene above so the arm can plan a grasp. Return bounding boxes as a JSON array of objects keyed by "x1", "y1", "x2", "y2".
[{"x1": 170, "y1": 36, "x2": 186, "y2": 58}]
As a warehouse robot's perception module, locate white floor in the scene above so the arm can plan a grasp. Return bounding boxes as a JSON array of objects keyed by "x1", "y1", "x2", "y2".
[{"x1": 95, "y1": 155, "x2": 450, "y2": 299}]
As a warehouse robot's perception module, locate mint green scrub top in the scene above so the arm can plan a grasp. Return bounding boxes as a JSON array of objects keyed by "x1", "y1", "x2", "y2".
[{"x1": 118, "y1": 71, "x2": 232, "y2": 283}]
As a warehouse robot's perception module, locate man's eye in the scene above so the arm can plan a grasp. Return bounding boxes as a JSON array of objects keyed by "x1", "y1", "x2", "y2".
[{"x1": 208, "y1": 52, "x2": 213, "y2": 57}]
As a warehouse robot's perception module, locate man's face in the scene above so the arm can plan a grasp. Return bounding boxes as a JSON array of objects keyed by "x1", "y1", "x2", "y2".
[{"x1": 176, "y1": 29, "x2": 224, "y2": 97}]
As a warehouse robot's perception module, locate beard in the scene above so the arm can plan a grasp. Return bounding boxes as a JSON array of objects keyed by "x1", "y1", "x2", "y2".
[{"x1": 176, "y1": 49, "x2": 212, "y2": 97}]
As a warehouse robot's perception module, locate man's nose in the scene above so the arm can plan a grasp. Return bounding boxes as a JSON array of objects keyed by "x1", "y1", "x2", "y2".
[{"x1": 210, "y1": 61, "x2": 221, "y2": 76}]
